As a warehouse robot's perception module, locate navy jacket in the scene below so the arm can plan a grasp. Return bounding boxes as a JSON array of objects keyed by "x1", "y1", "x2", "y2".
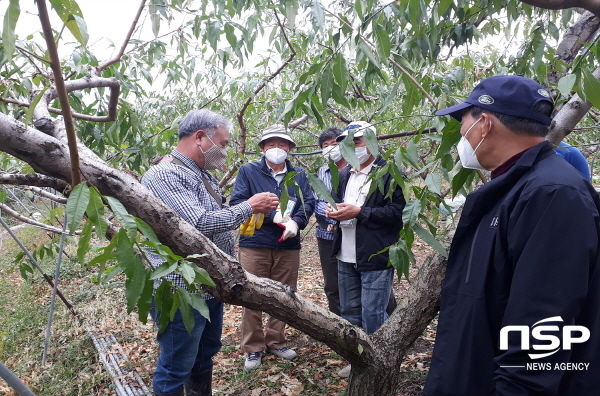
[
  {"x1": 424, "y1": 141, "x2": 600, "y2": 396},
  {"x1": 331, "y1": 157, "x2": 405, "y2": 271},
  {"x1": 230, "y1": 157, "x2": 315, "y2": 250}
]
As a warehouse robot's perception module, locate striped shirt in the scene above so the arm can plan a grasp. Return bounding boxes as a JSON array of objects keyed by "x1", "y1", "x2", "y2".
[
  {"x1": 141, "y1": 149, "x2": 253, "y2": 292},
  {"x1": 315, "y1": 165, "x2": 338, "y2": 240}
]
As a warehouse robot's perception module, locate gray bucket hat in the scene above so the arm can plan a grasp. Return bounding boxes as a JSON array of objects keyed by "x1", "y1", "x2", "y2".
[{"x1": 258, "y1": 125, "x2": 296, "y2": 147}]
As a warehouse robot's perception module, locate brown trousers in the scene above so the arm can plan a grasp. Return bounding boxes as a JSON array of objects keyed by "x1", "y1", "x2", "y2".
[{"x1": 239, "y1": 247, "x2": 300, "y2": 353}]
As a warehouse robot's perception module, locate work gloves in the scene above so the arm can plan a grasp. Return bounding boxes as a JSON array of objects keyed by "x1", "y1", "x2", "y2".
[{"x1": 276, "y1": 219, "x2": 298, "y2": 242}]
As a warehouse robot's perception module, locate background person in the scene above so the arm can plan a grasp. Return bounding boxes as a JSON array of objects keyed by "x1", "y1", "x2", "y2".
[
  {"x1": 555, "y1": 140, "x2": 591, "y2": 181},
  {"x1": 230, "y1": 125, "x2": 315, "y2": 371},
  {"x1": 141, "y1": 109, "x2": 279, "y2": 396},
  {"x1": 326, "y1": 121, "x2": 406, "y2": 378},
  {"x1": 315, "y1": 127, "x2": 346, "y2": 315},
  {"x1": 424, "y1": 75, "x2": 600, "y2": 395}
]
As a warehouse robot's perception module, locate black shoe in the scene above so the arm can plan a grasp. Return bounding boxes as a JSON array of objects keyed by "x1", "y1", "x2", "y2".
[{"x1": 184, "y1": 367, "x2": 212, "y2": 396}]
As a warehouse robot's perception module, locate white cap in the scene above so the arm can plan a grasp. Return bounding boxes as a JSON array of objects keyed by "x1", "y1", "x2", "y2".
[
  {"x1": 336, "y1": 121, "x2": 377, "y2": 142},
  {"x1": 258, "y1": 124, "x2": 296, "y2": 147}
]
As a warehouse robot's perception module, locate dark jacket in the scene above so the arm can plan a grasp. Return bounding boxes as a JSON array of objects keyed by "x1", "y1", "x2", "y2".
[
  {"x1": 331, "y1": 157, "x2": 405, "y2": 271},
  {"x1": 230, "y1": 157, "x2": 315, "y2": 250},
  {"x1": 424, "y1": 141, "x2": 600, "y2": 396}
]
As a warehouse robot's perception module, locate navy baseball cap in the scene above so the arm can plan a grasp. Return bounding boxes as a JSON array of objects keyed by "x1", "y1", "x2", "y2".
[{"x1": 436, "y1": 75, "x2": 553, "y2": 125}]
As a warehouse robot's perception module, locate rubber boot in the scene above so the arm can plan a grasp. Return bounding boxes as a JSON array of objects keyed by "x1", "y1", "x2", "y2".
[{"x1": 184, "y1": 367, "x2": 212, "y2": 396}]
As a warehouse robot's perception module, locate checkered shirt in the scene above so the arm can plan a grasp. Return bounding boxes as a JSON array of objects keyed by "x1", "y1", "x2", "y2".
[
  {"x1": 315, "y1": 165, "x2": 338, "y2": 240},
  {"x1": 141, "y1": 149, "x2": 253, "y2": 293}
]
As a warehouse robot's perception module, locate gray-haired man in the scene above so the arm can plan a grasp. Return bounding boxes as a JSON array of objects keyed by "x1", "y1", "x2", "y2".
[{"x1": 142, "y1": 109, "x2": 279, "y2": 396}]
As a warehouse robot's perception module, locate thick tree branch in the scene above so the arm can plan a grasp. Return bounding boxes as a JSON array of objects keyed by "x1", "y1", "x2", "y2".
[
  {"x1": 519, "y1": 0, "x2": 600, "y2": 17},
  {"x1": 0, "y1": 114, "x2": 375, "y2": 364},
  {"x1": 37, "y1": 0, "x2": 80, "y2": 186},
  {"x1": 548, "y1": 66, "x2": 600, "y2": 143},
  {"x1": 97, "y1": 0, "x2": 147, "y2": 72},
  {"x1": 2, "y1": 74, "x2": 121, "y2": 123},
  {"x1": 0, "y1": 172, "x2": 68, "y2": 191},
  {"x1": 548, "y1": 11, "x2": 600, "y2": 85},
  {"x1": 22, "y1": 186, "x2": 67, "y2": 204},
  {"x1": 236, "y1": 10, "x2": 296, "y2": 155}
]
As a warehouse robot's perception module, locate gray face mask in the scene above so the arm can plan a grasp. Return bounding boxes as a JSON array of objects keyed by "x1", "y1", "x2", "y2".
[{"x1": 200, "y1": 135, "x2": 228, "y2": 170}]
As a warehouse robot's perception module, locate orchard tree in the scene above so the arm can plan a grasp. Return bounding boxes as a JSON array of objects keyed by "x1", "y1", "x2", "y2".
[{"x1": 1, "y1": 1, "x2": 600, "y2": 395}]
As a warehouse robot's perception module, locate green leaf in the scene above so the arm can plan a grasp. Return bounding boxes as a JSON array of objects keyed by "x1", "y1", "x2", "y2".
[
  {"x1": 331, "y1": 82, "x2": 350, "y2": 107},
  {"x1": 451, "y1": 166, "x2": 474, "y2": 196},
  {"x1": 137, "y1": 278, "x2": 155, "y2": 323},
  {"x1": 373, "y1": 23, "x2": 391, "y2": 61},
  {"x1": 388, "y1": 243, "x2": 410, "y2": 280},
  {"x1": 406, "y1": 142, "x2": 420, "y2": 167},
  {"x1": 320, "y1": 66, "x2": 334, "y2": 106},
  {"x1": 363, "y1": 128, "x2": 378, "y2": 160},
  {"x1": 150, "y1": 262, "x2": 178, "y2": 280},
  {"x1": 311, "y1": 0, "x2": 325, "y2": 32},
  {"x1": 412, "y1": 223, "x2": 448, "y2": 258},
  {"x1": 149, "y1": 3, "x2": 160, "y2": 38},
  {"x1": 125, "y1": 256, "x2": 148, "y2": 313},
  {"x1": 190, "y1": 294, "x2": 210, "y2": 320},
  {"x1": 0, "y1": 190, "x2": 6, "y2": 203},
  {"x1": 48, "y1": 0, "x2": 88, "y2": 46},
  {"x1": 557, "y1": 73, "x2": 576, "y2": 97},
  {"x1": 177, "y1": 288, "x2": 195, "y2": 334},
  {"x1": 435, "y1": 120, "x2": 462, "y2": 160},
  {"x1": 2, "y1": 0, "x2": 20, "y2": 64},
  {"x1": 86, "y1": 187, "x2": 107, "y2": 241},
  {"x1": 155, "y1": 281, "x2": 175, "y2": 332},
  {"x1": 425, "y1": 173, "x2": 442, "y2": 196},
  {"x1": 339, "y1": 129, "x2": 360, "y2": 169},
  {"x1": 328, "y1": 158, "x2": 340, "y2": 192},
  {"x1": 77, "y1": 221, "x2": 93, "y2": 263},
  {"x1": 307, "y1": 172, "x2": 337, "y2": 210},
  {"x1": 115, "y1": 228, "x2": 135, "y2": 278},
  {"x1": 106, "y1": 196, "x2": 138, "y2": 239},
  {"x1": 193, "y1": 265, "x2": 216, "y2": 287},
  {"x1": 178, "y1": 261, "x2": 197, "y2": 285},
  {"x1": 25, "y1": 85, "x2": 50, "y2": 125},
  {"x1": 135, "y1": 217, "x2": 160, "y2": 245},
  {"x1": 402, "y1": 200, "x2": 422, "y2": 225},
  {"x1": 357, "y1": 37, "x2": 380, "y2": 68},
  {"x1": 66, "y1": 183, "x2": 90, "y2": 235},
  {"x1": 332, "y1": 54, "x2": 349, "y2": 94},
  {"x1": 578, "y1": 68, "x2": 600, "y2": 109}
]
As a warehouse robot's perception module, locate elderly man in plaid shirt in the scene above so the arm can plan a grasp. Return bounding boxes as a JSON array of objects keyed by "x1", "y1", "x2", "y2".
[{"x1": 142, "y1": 109, "x2": 278, "y2": 396}]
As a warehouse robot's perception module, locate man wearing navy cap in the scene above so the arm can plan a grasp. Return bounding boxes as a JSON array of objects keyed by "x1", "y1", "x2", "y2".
[{"x1": 424, "y1": 75, "x2": 600, "y2": 395}]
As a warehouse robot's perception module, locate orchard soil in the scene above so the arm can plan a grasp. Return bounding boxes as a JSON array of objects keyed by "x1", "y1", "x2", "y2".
[{"x1": 0, "y1": 221, "x2": 436, "y2": 395}]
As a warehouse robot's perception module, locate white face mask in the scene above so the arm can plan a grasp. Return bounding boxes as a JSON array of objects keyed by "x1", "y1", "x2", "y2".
[
  {"x1": 265, "y1": 147, "x2": 288, "y2": 164},
  {"x1": 355, "y1": 146, "x2": 371, "y2": 164},
  {"x1": 322, "y1": 145, "x2": 342, "y2": 163},
  {"x1": 457, "y1": 117, "x2": 485, "y2": 170},
  {"x1": 200, "y1": 135, "x2": 228, "y2": 170}
]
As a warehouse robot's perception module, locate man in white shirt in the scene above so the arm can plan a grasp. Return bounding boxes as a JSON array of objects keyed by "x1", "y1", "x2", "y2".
[{"x1": 327, "y1": 121, "x2": 406, "y2": 378}]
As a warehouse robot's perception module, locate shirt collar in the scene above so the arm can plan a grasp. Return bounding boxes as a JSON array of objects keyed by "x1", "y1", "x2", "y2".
[
  {"x1": 350, "y1": 160, "x2": 375, "y2": 175},
  {"x1": 267, "y1": 162, "x2": 287, "y2": 176}
]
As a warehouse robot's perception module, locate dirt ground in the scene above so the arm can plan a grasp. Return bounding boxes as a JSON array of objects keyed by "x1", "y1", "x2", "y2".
[
  {"x1": 0, "y1": 221, "x2": 437, "y2": 396},
  {"x1": 112, "y1": 222, "x2": 437, "y2": 396}
]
